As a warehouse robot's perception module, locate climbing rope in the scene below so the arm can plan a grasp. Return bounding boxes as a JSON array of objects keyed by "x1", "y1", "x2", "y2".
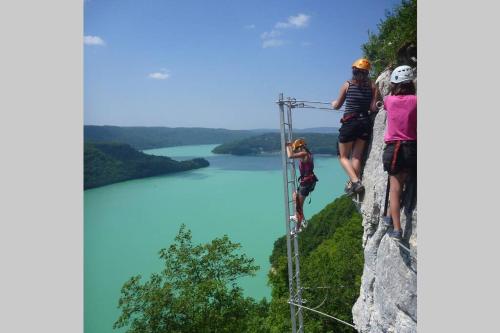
[
  {"x1": 288, "y1": 301, "x2": 357, "y2": 330},
  {"x1": 301, "y1": 286, "x2": 330, "y2": 310},
  {"x1": 396, "y1": 240, "x2": 417, "y2": 261},
  {"x1": 284, "y1": 98, "x2": 345, "y2": 112}
]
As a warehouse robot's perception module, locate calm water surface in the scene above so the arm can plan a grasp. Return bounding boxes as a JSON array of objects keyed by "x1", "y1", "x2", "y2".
[{"x1": 84, "y1": 144, "x2": 345, "y2": 333}]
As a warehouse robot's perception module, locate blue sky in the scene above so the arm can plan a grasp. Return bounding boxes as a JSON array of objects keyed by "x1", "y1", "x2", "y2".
[{"x1": 84, "y1": 0, "x2": 402, "y2": 129}]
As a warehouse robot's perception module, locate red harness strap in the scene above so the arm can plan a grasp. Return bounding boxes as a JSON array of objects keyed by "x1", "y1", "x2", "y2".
[
  {"x1": 340, "y1": 113, "x2": 358, "y2": 124},
  {"x1": 390, "y1": 141, "x2": 402, "y2": 173}
]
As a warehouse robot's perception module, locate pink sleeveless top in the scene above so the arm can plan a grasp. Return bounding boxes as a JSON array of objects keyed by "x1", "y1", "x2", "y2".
[{"x1": 384, "y1": 95, "x2": 417, "y2": 142}]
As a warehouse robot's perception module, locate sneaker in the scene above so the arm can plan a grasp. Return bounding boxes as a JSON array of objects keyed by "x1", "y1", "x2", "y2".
[
  {"x1": 382, "y1": 216, "x2": 393, "y2": 227},
  {"x1": 301, "y1": 219, "x2": 308, "y2": 229},
  {"x1": 389, "y1": 229, "x2": 402, "y2": 241},
  {"x1": 352, "y1": 180, "x2": 365, "y2": 194},
  {"x1": 290, "y1": 223, "x2": 305, "y2": 236}
]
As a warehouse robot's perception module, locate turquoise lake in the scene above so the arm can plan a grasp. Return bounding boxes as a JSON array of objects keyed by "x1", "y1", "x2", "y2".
[{"x1": 84, "y1": 144, "x2": 346, "y2": 333}]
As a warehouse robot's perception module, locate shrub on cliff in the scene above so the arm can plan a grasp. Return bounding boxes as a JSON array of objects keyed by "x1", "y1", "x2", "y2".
[{"x1": 363, "y1": 0, "x2": 417, "y2": 76}]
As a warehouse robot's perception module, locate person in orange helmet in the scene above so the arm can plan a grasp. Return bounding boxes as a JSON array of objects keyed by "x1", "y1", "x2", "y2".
[
  {"x1": 286, "y1": 138, "x2": 318, "y2": 235},
  {"x1": 331, "y1": 58, "x2": 379, "y2": 196}
]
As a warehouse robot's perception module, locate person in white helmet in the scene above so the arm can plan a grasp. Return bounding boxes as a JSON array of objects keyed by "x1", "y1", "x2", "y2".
[{"x1": 381, "y1": 65, "x2": 417, "y2": 241}]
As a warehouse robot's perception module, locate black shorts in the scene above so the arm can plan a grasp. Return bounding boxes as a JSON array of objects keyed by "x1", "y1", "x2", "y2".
[
  {"x1": 297, "y1": 181, "x2": 316, "y2": 197},
  {"x1": 383, "y1": 141, "x2": 417, "y2": 175},
  {"x1": 338, "y1": 117, "x2": 372, "y2": 143}
]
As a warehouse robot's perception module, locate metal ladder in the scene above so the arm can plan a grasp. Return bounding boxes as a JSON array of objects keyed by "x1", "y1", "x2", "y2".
[{"x1": 277, "y1": 93, "x2": 305, "y2": 333}]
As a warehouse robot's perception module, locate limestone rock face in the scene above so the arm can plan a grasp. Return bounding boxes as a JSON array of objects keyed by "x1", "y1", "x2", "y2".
[{"x1": 352, "y1": 69, "x2": 417, "y2": 333}]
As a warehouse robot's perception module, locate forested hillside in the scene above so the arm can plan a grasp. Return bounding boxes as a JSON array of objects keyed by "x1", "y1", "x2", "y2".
[
  {"x1": 266, "y1": 196, "x2": 363, "y2": 332},
  {"x1": 212, "y1": 132, "x2": 339, "y2": 156},
  {"x1": 113, "y1": 196, "x2": 362, "y2": 332},
  {"x1": 84, "y1": 142, "x2": 209, "y2": 189}
]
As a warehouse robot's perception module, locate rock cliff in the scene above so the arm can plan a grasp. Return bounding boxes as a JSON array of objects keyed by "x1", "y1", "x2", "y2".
[{"x1": 352, "y1": 69, "x2": 417, "y2": 333}]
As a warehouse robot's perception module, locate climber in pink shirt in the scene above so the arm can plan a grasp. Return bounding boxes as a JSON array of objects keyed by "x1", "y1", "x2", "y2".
[{"x1": 381, "y1": 65, "x2": 417, "y2": 241}]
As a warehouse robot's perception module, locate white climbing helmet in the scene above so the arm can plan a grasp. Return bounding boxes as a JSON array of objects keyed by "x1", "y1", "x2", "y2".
[{"x1": 390, "y1": 65, "x2": 414, "y2": 84}]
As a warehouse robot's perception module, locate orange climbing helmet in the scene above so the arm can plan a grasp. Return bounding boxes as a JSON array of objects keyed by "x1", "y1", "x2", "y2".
[
  {"x1": 292, "y1": 138, "x2": 306, "y2": 151},
  {"x1": 352, "y1": 58, "x2": 371, "y2": 71}
]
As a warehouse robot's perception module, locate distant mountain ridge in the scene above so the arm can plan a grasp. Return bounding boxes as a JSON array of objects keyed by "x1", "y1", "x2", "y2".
[
  {"x1": 84, "y1": 125, "x2": 338, "y2": 150},
  {"x1": 84, "y1": 125, "x2": 266, "y2": 150},
  {"x1": 212, "y1": 132, "x2": 339, "y2": 156}
]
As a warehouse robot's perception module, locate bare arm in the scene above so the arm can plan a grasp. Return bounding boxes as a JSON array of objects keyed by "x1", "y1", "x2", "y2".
[
  {"x1": 286, "y1": 143, "x2": 308, "y2": 159},
  {"x1": 286, "y1": 144, "x2": 293, "y2": 158},
  {"x1": 369, "y1": 83, "x2": 380, "y2": 113},
  {"x1": 331, "y1": 82, "x2": 349, "y2": 110}
]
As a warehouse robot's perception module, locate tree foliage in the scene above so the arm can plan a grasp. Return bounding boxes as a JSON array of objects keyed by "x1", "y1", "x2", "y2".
[
  {"x1": 84, "y1": 142, "x2": 209, "y2": 189},
  {"x1": 112, "y1": 198, "x2": 363, "y2": 332},
  {"x1": 114, "y1": 225, "x2": 269, "y2": 333},
  {"x1": 362, "y1": 0, "x2": 417, "y2": 76},
  {"x1": 266, "y1": 196, "x2": 364, "y2": 332}
]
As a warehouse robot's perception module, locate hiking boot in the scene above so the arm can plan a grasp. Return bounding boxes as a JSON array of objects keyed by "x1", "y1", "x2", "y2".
[
  {"x1": 344, "y1": 180, "x2": 355, "y2": 196},
  {"x1": 352, "y1": 180, "x2": 365, "y2": 194},
  {"x1": 389, "y1": 229, "x2": 402, "y2": 241},
  {"x1": 382, "y1": 216, "x2": 393, "y2": 227}
]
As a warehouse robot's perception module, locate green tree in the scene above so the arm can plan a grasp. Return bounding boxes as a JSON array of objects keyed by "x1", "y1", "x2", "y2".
[
  {"x1": 114, "y1": 225, "x2": 268, "y2": 333},
  {"x1": 362, "y1": 0, "x2": 417, "y2": 76}
]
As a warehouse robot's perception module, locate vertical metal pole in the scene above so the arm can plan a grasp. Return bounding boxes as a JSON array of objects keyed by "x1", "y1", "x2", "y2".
[
  {"x1": 286, "y1": 99, "x2": 304, "y2": 333},
  {"x1": 278, "y1": 93, "x2": 298, "y2": 333}
]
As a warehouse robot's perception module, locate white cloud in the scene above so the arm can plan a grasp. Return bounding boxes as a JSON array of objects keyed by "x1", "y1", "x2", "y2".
[
  {"x1": 260, "y1": 29, "x2": 281, "y2": 39},
  {"x1": 148, "y1": 69, "x2": 170, "y2": 80},
  {"x1": 262, "y1": 39, "x2": 285, "y2": 48},
  {"x1": 244, "y1": 24, "x2": 256, "y2": 29},
  {"x1": 275, "y1": 13, "x2": 310, "y2": 29},
  {"x1": 84, "y1": 35, "x2": 105, "y2": 46}
]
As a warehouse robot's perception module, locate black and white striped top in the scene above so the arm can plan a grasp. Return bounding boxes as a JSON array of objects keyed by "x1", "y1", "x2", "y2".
[{"x1": 344, "y1": 81, "x2": 372, "y2": 117}]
